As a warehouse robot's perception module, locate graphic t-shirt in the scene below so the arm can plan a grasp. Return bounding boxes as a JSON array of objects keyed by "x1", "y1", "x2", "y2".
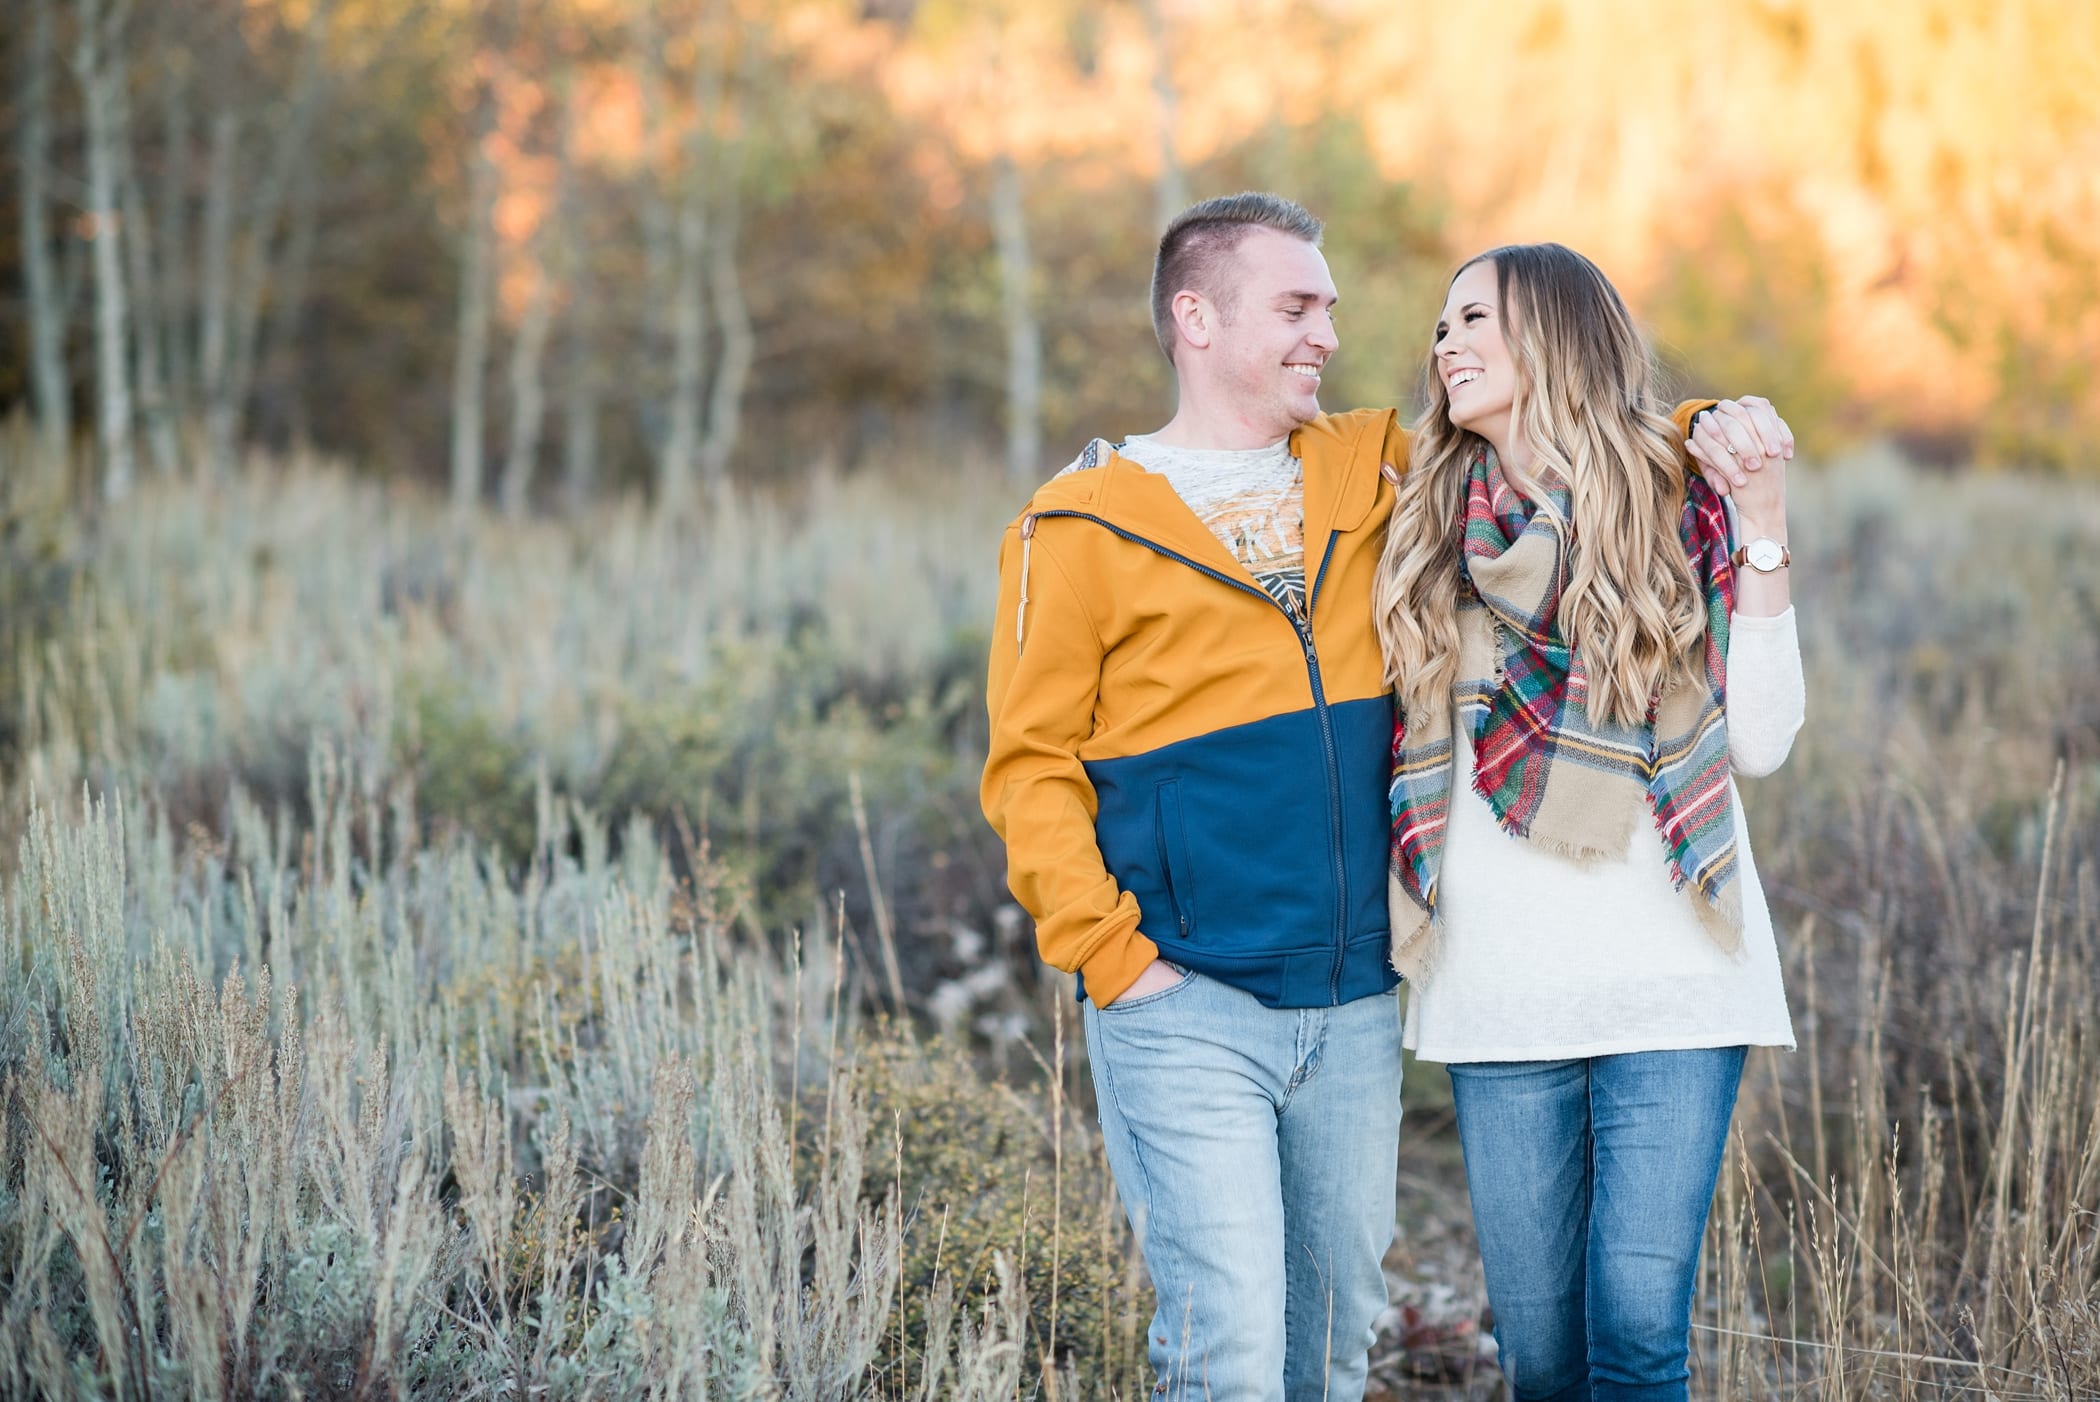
[{"x1": 1117, "y1": 434, "x2": 1308, "y2": 619}]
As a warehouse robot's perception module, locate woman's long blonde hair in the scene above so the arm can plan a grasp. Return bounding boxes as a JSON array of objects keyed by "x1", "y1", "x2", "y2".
[{"x1": 1373, "y1": 244, "x2": 1706, "y2": 729}]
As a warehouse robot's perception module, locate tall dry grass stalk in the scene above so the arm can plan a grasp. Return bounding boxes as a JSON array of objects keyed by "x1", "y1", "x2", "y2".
[
  {"x1": 1701, "y1": 768, "x2": 2098, "y2": 1397},
  {"x1": 1685, "y1": 445, "x2": 2100, "y2": 1397}
]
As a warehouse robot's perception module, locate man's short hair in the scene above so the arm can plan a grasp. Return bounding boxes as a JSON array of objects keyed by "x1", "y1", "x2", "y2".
[{"x1": 1150, "y1": 192, "x2": 1324, "y2": 364}]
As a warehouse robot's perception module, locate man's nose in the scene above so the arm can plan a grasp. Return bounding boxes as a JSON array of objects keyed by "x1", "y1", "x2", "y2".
[{"x1": 1309, "y1": 314, "x2": 1339, "y2": 352}]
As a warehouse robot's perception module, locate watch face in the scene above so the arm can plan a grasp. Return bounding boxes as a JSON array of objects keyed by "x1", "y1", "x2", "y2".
[{"x1": 1747, "y1": 538, "x2": 1784, "y2": 571}]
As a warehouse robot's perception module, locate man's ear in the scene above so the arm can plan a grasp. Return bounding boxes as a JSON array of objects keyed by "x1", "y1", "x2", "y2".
[{"x1": 1172, "y1": 289, "x2": 1213, "y2": 353}]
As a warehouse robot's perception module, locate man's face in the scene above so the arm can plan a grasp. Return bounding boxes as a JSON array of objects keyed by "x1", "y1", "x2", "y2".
[{"x1": 1204, "y1": 228, "x2": 1340, "y2": 440}]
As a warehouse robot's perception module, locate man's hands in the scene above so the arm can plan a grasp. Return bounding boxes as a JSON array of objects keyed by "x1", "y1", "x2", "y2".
[
  {"x1": 1106, "y1": 957, "x2": 1186, "y2": 1006},
  {"x1": 1686, "y1": 396, "x2": 1793, "y2": 500}
]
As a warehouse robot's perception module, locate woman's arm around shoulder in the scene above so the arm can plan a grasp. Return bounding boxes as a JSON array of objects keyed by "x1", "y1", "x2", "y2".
[
  {"x1": 1723, "y1": 458, "x2": 1803, "y2": 777},
  {"x1": 1726, "y1": 607, "x2": 1804, "y2": 777}
]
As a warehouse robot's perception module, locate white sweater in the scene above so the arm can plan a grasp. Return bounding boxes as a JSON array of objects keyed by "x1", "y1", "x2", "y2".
[{"x1": 1402, "y1": 607, "x2": 1805, "y2": 1063}]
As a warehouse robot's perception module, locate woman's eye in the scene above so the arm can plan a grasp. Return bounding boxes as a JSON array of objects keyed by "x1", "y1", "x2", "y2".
[{"x1": 1464, "y1": 310, "x2": 1486, "y2": 323}]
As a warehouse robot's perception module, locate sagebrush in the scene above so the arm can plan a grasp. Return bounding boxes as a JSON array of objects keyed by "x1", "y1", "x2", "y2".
[{"x1": 2, "y1": 432, "x2": 2097, "y2": 1398}]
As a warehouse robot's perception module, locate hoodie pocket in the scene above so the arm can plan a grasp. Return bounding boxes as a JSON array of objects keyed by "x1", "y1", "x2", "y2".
[{"x1": 1154, "y1": 779, "x2": 1197, "y2": 942}]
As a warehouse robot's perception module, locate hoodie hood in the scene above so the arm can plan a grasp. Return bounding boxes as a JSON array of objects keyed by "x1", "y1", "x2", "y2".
[{"x1": 1009, "y1": 411, "x2": 1400, "y2": 653}]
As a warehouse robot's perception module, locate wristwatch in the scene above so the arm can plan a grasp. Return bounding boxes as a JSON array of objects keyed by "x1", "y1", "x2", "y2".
[{"x1": 1731, "y1": 537, "x2": 1791, "y2": 573}]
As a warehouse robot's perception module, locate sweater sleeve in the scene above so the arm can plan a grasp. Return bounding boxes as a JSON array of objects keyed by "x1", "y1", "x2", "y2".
[
  {"x1": 980, "y1": 522, "x2": 1157, "y2": 1007},
  {"x1": 1726, "y1": 606, "x2": 1805, "y2": 777}
]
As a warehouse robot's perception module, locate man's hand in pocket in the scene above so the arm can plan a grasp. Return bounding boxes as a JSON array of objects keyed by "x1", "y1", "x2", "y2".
[{"x1": 1109, "y1": 958, "x2": 1185, "y2": 1005}]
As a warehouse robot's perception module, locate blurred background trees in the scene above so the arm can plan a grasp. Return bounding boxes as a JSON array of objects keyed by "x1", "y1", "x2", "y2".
[{"x1": 3, "y1": 0, "x2": 2098, "y2": 504}]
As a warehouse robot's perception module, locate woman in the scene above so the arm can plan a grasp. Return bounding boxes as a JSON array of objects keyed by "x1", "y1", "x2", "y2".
[{"x1": 1375, "y1": 244, "x2": 1801, "y2": 1400}]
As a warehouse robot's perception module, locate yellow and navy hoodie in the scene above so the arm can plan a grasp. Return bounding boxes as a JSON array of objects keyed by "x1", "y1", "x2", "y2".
[{"x1": 982, "y1": 407, "x2": 1410, "y2": 1010}]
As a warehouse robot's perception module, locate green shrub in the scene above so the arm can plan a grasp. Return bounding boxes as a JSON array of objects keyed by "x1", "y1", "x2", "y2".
[
  {"x1": 399, "y1": 674, "x2": 540, "y2": 862},
  {"x1": 855, "y1": 1036, "x2": 1151, "y2": 1397}
]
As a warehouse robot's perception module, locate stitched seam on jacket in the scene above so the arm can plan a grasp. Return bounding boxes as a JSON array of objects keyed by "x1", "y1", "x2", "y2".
[{"x1": 1020, "y1": 522, "x2": 1107, "y2": 654}]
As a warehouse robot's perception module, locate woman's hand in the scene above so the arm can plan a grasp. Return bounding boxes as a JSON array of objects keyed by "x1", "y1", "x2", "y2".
[
  {"x1": 1687, "y1": 396, "x2": 1792, "y2": 506},
  {"x1": 1727, "y1": 441, "x2": 1791, "y2": 618},
  {"x1": 1729, "y1": 444, "x2": 1788, "y2": 543}
]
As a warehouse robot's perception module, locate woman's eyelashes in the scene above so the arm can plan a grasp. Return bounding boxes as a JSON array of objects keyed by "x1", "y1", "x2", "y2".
[{"x1": 1434, "y1": 309, "x2": 1488, "y2": 345}]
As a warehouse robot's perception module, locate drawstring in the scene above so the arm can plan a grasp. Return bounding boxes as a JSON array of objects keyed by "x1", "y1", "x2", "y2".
[
  {"x1": 1016, "y1": 513, "x2": 1036, "y2": 656},
  {"x1": 1016, "y1": 439, "x2": 1113, "y2": 655}
]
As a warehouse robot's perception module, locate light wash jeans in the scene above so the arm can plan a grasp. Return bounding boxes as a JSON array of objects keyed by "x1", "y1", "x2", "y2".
[
  {"x1": 1446, "y1": 1047, "x2": 1747, "y2": 1402},
  {"x1": 1082, "y1": 968, "x2": 1403, "y2": 1402}
]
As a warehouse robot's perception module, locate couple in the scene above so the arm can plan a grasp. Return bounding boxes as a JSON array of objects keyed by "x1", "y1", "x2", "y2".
[{"x1": 979, "y1": 193, "x2": 1801, "y2": 1401}]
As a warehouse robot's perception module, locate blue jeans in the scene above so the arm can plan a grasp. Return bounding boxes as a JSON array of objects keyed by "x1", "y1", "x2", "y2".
[
  {"x1": 1446, "y1": 1048, "x2": 1746, "y2": 1402},
  {"x1": 1083, "y1": 970, "x2": 1403, "y2": 1402}
]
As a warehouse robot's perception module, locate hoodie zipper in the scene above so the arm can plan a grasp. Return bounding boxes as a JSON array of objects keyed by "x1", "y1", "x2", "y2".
[
  {"x1": 1306, "y1": 533, "x2": 1347, "y2": 1003},
  {"x1": 1029, "y1": 510, "x2": 1354, "y2": 1004}
]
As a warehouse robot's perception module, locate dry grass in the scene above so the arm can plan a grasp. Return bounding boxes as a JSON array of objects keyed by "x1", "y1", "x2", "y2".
[{"x1": 2, "y1": 428, "x2": 2096, "y2": 1398}]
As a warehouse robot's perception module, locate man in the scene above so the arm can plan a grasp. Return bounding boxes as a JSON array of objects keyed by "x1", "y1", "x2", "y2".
[{"x1": 979, "y1": 192, "x2": 1789, "y2": 1399}]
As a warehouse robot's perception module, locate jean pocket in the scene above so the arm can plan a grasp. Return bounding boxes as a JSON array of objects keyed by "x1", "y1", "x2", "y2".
[
  {"x1": 1100, "y1": 964, "x2": 1197, "y2": 1013},
  {"x1": 1154, "y1": 779, "x2": 1197, "y2": 941}
]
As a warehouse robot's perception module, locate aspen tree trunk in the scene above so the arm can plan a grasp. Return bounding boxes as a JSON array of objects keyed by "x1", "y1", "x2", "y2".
[
  {"x1": 698, "y1": 31, "x2": 759, "y2": 490},
  {"x1": 1142, "y1": 0, "x2": 1188, "y2": 230},
  {"x1": 120, "y1": 117, "x2": 181, "y2": 477},
  {"x1": 260, "y1": 167, "x2": 322, "y2": 446},
  {"x1": 17, "y1": 0, "x2": 72, "y2": 463},
  {"x1": 557, "y1": 89, "x2": 600, "y2": 512},
  {"x1": 197, "y1": 109, "x2": 238, "y2": 479},
  {"x1": 629, "y1": 0, "x2": 674, "y2": 473},
  {"x1": 559, "y1": 349, "x2": 601, "y2": 512},
  {"x1": 502, "y1": 67, "x2": 585, "y2": 519},
  {"x1": 991, "y1": 152, "x2": 1042, "y2": 482},
  {"x1": 500, "y1": 260, "x2": 555, "y2": 517},
  {"x1": 659, "y1": 22, "x2": 724, "y2": 517},
  {"x1": 213, "y1": 4, "x2": 333, "y2": 477},
  {"x1": 58, "y1": 209, "x2": 90, "y2": 325},
  {"x1": 74, "y1": 0, "x2": 137, "y2": 500},
  {"x1": 698, "y1": 189, "x2": 753, "y2": 488},
  {"x1": 450, "y1": 87, "x2": 497, "y2": 516},
  {"x1": 156, "y1": 60, "x2": 193, "y2": 426},
  {"x1": 657, "y1": 176, "x2": 706, "y2": 517}
]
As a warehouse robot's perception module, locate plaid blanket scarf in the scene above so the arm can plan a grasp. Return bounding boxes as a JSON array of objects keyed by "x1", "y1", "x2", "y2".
[{"x1": 1387, "y1": 444, "x2": 1742, "y2": 985}]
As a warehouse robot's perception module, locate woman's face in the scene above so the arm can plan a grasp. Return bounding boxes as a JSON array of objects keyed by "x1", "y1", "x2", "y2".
[{"x1": 1434, "y1": 260, "x2": 1517, "y2": 449}]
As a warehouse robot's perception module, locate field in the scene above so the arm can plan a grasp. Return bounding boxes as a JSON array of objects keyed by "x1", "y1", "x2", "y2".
[{"x1": 2, "y1": 425, "x2": 2097, "y2": 1399}]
